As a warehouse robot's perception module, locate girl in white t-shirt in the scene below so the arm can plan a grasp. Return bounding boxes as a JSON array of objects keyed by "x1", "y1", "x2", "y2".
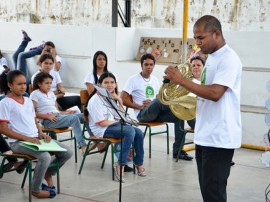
[
  {"x1": 84, "y1": 51, "x2": 109, "y2": 95},
  {"x1": 31, "y1": 54, "x2": 81, "y2": 111},
  {"x1": 87, "y1": 72, "x2": 146, "y2": 183},
  {"x1": 30, "y1": 72, "x2": 88, "y2": 155},
  {"x1": 0, "y1": 70, "x2": 72, "y2": 199}
]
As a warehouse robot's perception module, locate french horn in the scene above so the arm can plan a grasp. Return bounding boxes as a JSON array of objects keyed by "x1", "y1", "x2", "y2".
[{"x1": 158, "y1": 49, "x2": 201, "y2": 120}]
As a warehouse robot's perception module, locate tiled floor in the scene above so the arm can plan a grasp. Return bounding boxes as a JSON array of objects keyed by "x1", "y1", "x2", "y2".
[{"x1": 0, "y1": 133, "x2": 269, "y2": 202}]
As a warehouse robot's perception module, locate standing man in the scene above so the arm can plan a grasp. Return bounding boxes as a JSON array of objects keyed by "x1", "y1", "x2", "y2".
[
  {"x1": 164, "y1": 15, "x2": 242, "y2": 202},
  {"x1": 121, "y1": 53, "x2": 193, "y2": 161}
]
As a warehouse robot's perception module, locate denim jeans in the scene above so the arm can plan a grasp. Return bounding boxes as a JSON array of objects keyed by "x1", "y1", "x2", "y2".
[
  {"x1": 42, "y1": 113, "x2": 87, "y2": 148},
  {"x1": 137, "y1": 98, "x2": 184, "y2": 155},
  {"x1": 12, "y1": 40, "x2": 42, "y2": 80},
  {"x1": 104, "y1": 123, "x2": 144, "y2": 166},
  {"x1": 10, "y1": 140, "x2": 73, "y2": 192}
]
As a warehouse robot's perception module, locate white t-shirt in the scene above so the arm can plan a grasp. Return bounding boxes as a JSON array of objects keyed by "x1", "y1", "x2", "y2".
[
  {"x1": 54, "y1": 55, "x2": 63, "y2": 73},
  {"x1": 31, "y1": 70, "x2": 62, "y2": 92},
  {"x1": 87, "y1": 94, "x2": 115, "y2": 137},
  {"x1": 84, "y1": 72, "x2": 99, "y2": 84},
  {"x1": 30, "y1": 89, "x2": 58, "y2": 120},
  {"x1": 123, "y1": 73, "x2": 160, "y2": 117},
  {"x1": 0, "y1": 57, "x2": 8, "y2": 67},
  {"x1": 0, "y1": 96, "x2": 38, "y2": 142},
  {"x1": 194, "y1": 44, "x2": 242, "y2": 149}
]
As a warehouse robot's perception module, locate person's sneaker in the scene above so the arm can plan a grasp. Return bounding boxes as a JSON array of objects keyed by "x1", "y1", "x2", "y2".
[
  {"x1": 124, "y1": 165, "x2": 133, "y2": 172},
  {"x1": 22, "y1": 30, "x2": 31, "y2": 42},
  {"x1": 173, "y1": 150, "x2": 193, "y2": 161}
]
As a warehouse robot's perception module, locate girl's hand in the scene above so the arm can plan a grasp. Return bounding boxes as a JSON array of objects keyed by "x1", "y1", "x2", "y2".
[
  {"x1": 47, "y1": 113, "x2": 58, "y2": 122},
  {"x1": 111, "y1": 92, "x2": 123, "y2": 106},
  {"x1": 42, "y1": 134, "x2": 51, "y2": 143},
  {"x1": 62, "y1": 110, "x2": 75, "y2": 114},
  {"x1": 25, "y1": 137, "x2": 41, "y2": 144}
]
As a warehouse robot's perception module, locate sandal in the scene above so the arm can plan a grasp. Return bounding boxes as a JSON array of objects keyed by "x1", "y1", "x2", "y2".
[
  {"x1": 97, "y1": 142, "x2": 110, "y2": 153},
  {"x1": 41, "y1": 183, "x2": 56, "y2": 193},
  {"x1": 81, "y1": 143, "x2": 98, "y2": 155},
  {"x1": 114, "y1": 163, "x2": 125, "y2": 183},
  {"x1": 134, "y1": 164, "x2": 147, "y2": 177}
]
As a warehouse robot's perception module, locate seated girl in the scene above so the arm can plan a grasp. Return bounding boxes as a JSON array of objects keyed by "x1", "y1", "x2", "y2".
[
  {"x1": 31, "y1": 54, "x2": 81, "y2": 111},
  {"x1": 87, "y1": 72, "x2": 146, "y2": 182},
  {"x1": 30, "y1": 72, "x2": 90, "y2": 155},
  {"x1": 0, "y1": 70, "x2": 73, "y2": 199}
]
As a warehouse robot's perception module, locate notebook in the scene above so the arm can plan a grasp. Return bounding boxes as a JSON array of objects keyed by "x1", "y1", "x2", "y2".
[{"x1": 20, "y1": 140, "x2": 67, "y2": 152}]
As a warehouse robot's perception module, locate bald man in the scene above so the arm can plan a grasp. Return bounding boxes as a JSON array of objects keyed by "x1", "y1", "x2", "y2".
[{"x1": 164, "y1": 15, "x2": 242, "y2": 202}]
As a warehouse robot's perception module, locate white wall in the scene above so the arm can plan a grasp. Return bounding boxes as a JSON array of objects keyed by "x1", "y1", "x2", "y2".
[{"x1": 0, "y1": 22, "x2": 269, "y2": 146}]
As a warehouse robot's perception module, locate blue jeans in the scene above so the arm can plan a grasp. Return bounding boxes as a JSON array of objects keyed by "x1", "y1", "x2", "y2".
[
  {"x1": 137, "y1": 98, "x2": 184, "y2": 155},
  {"x1": 10, "y1": 140, "x2": 73, "y2": 192},
  {"x1": 42, "y1": 113, "x2": 87, "y2": 148},
  {"x1": 104, "y1": 123, "x2": 144, "y2": 166},
  {"x1": 12, "y1": 40, "x2": 42, "y2": 80}
]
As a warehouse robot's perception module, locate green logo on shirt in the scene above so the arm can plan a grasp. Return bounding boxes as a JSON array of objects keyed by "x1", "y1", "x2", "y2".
[
  {"x1": 201, "y1": 67, "x2": 207, "y2": 85},
  {"x1": 146, "y1": 86, "x2": 155, "y2": 98}
]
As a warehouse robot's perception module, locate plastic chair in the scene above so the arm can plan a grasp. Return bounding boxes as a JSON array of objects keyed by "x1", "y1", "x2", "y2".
[
  {"x1": 123, "y1": 94, "x2": 169, "y2": 158},
  {"x1": 0, "y1": 151, "x2": 60, "y2": 202}
]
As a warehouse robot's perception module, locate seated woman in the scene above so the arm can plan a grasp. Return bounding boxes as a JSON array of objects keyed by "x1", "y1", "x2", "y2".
[
  {"x1": 87, "y1": 72, "x2": 146, "y2": 182},
  {"x1": 0, "y1": 70, "x2": 73, "y2": 199},
  {"x1": 31, "y1": 54, "x2": 81, "y2": 111},
  {"x1": 30, "y1": 72, "x2": 91, "y2": 155},
  {"x1": 84, "y1": 50, "x2": 109, "y2": 95}
]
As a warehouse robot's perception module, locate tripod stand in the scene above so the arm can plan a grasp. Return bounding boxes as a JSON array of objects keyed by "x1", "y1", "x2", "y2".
[{"x1": 94, "y1": 85, "x2": 138, "y2": 202}]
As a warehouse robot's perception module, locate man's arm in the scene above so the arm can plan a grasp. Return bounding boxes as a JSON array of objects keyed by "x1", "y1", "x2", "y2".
[
  {"x1": 164, "y1": 66, "x2": 227, "y2": 102},
  {"x1": 121, "y1": 91, "x2": 144, "y2": 110}
]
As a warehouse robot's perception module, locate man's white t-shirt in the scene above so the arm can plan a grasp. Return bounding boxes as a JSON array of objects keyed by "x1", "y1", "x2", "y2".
[
  {"x1": 0, "y1": 96, "x2": 38, "y2": 142},
  {"x1": 195, "y1": 44, "x2": 242, "y2": 149},
  {"x1": 123, "y1": 73, "x2": 160, "y2": 117},
  {"x1": 87, "y1": 93, "x2": 115, "y2": 137},
  {"x1": 31, "y1": 70, "x2": 62, "y2": 92}
]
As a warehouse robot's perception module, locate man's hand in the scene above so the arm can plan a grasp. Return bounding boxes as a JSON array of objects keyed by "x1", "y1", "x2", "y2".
[
  {"x1": 139, "y1": 99, "x2": 151, "y2": 110},
  {"x1": 164, "y1": 66, "x2": 184, "y2": 85}
]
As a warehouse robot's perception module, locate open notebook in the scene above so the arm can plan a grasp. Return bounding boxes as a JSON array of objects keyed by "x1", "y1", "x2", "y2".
[{"x1": 20, "y1": 140, "x2": 67, "y2": 152}]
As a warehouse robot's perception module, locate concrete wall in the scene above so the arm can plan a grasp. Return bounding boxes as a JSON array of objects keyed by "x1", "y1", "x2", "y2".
[{"x1": 0, "y1": 0, "x2": 269, "y2": 31}]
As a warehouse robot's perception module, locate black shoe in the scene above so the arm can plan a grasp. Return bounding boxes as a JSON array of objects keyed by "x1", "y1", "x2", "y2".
[
  {"x1": 173, "y1": 150, "x2": 193, "y2": 161},
  {"x1": 22, "y1": 30, "x2": 32, "y2": 42},
  {"x1": 3, "y1": 161, "x2": 15, "y2": 171},
  {"x1": 14, "y1": 160, "x2": 28, "y2": 174},
  {"x1": 230, "y1": 161, "x2": 235, "y2": 166},
  {"x1": 124, "y1": 165, "x2": 133, "y2": 172}
]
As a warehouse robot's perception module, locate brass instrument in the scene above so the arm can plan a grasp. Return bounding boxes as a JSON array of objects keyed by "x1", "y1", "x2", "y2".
[{"x1": 158, "y1": 49, "x2": 201, "y2": 120}]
